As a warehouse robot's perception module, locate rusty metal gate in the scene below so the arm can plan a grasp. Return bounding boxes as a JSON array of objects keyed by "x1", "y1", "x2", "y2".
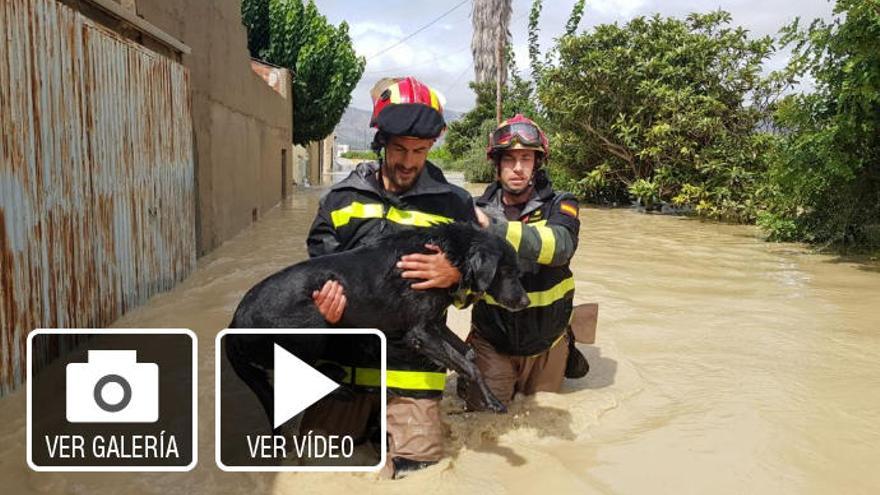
[{"x1": 0, "y1": 0, "x2": 196, "y2": 395}]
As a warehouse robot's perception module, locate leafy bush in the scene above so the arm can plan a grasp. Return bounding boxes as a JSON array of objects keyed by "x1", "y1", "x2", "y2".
[
  {"x1": 761, "y1": 0, "x2": 880, "y2": 249},
  {"x1": 538, "y1": 11, "x2": 781, "y2": 221},
  {"x1": 451, "y1": 119, "x2": 497, "y2": 183}
]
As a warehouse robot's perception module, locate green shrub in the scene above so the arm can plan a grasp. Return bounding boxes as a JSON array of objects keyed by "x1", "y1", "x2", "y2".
[
  {"x1": 539, "y1": 11, "x2": 780, "y2": 222},
  {"x1": 340, "y1": 150, "x2": 377, "y2": 161}
]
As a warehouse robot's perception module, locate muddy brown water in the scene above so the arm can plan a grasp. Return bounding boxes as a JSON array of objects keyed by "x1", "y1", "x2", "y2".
[{"x1": 1, "y1": 178, "x2": 878, "y2": 494}]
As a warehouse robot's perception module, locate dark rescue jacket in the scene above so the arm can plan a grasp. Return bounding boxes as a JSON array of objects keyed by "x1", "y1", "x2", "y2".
[
  {"x1": 472, "y1": 170, "x2": 580, "y2": 356},
  {"x1": 306, "y1": 160, "x2": 476, "y2": 398}
]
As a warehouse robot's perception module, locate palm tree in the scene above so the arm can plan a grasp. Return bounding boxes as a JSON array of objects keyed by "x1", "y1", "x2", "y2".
[{"x1": 471, "y1": 0, "x2": 512, "y2": 85}]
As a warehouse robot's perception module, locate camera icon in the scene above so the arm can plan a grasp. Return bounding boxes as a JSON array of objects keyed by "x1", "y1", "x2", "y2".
[{"x1": 66, "y1": 350, "x2": 159, "y2": 423}]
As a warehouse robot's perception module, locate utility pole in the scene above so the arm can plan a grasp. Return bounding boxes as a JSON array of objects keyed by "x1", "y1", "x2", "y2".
[{"x1": 495, "y1": 28, "x2": 503, "y2": 124}]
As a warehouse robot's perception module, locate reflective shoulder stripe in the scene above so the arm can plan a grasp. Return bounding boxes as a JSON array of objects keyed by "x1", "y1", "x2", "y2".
[
  {"x1": 386, "y1": 206, "x2": 453, "y2": 227},
  {"x1": 535, "y1": 224, "x2": 556, "y2": 264},
  {"x1": 329, "y1": 202, "x2": 453, "y2": 229},
  {"x1": 330, "y1": 202, "x2": 384, "y2": 228},
  {"x1": 505, "y1": 221, "x2": 523, "y2": 252},
  {"x1": 483, "y1": 276, "x2": 575, "y2": 309}
]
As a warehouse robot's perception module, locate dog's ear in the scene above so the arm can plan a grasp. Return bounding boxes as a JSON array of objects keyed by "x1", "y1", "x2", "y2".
[{"x1": 465, "y1": 246, "x2": 500, "y2": 293}]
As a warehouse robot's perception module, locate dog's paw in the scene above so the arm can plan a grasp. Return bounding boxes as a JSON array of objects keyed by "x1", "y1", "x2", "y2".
[{"x1": 485, "y1": 394, "x2": 508, "y2": 414}]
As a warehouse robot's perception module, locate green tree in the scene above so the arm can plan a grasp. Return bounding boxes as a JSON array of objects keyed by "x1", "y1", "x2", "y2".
[
  {"x1": 444, "y1": 82, "x2": 497, "y2": 160},
  {"x1": 760, "y1": 0, "x2": 880, "y2": 249},
  {"x1": 242, "y1": 0, "x2": 364, "y2": 145},
  {"x1": 242, "y1": 0, "x2": 270, "y2": 57},
  {"x1": 444, "y1": 78, "x2": 539, "y2": 161},
  {"x1": 539, "y1": 11, "x2": 778, "y2": 220}
]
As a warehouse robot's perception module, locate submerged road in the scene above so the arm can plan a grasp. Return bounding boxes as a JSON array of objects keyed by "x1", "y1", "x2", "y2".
[{"x1": 1, "y1": 176, "x2": 878, "y2": 494}]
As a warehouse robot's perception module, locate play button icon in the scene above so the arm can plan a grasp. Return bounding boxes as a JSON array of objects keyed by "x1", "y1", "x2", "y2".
[
  {"x1": 272, "y1": 343, "x2": 339, "y2": 429},
  {"x1": 216, "y1": 329, "x2": 386, "y2": 471}
]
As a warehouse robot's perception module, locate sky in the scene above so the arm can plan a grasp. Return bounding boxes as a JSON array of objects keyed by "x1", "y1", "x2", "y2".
[{"x1": 319, "y1": 0, "x2": 838, "y2": 113}]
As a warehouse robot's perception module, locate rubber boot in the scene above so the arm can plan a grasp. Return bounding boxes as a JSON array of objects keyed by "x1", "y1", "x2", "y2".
[
  {"x1": 392, "y1": 457, "x2": 438, "y2": 479},
  {"x1": 564, "y1": 332, "x2": 589, "y2": 379}
]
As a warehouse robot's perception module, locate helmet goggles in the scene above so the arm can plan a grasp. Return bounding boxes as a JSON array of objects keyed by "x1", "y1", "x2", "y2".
[{"x1": 489, "y1": 122, "x2": 543, "y2": 150}]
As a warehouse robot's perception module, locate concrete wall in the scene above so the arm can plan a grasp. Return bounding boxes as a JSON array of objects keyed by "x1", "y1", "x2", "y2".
[
  {"x1": 293, "y1": 145, "x2": 309, "y2": 186},
  {"x1": 322, "y1": 136, "x2": 335, "y2": 180},
  {"x1": 130, "y1": 0, "x2": 293, "y2": 254},
  {"x1": 296, "y1": 138, "x2": 333, "y2": 187},
  {"x1": 306, "y1": 135, "x2": 335, "y2": 186}
]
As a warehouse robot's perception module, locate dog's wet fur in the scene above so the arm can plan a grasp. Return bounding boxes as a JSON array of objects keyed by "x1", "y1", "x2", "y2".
[{"x1": 226, "y1": 222, "x2": 529, "y2": 430}]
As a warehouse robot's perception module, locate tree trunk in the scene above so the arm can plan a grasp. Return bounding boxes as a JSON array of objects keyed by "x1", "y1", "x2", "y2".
[{"x1": 471, "y1": 0, "x2": 512, "y2": 85}]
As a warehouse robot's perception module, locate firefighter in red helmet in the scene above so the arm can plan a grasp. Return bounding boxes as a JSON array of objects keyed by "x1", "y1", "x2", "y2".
[
  {"x1": 303, "y1": 76, "x2": 479, "y2": 478},
  {"x1": 458, "y1": 114, "x2": 593, "y2": 410}
]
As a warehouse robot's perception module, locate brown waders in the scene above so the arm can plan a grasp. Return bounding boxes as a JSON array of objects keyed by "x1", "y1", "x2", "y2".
[{"x1": 457, "y1": 330, "x2": 570, "y2": 409}]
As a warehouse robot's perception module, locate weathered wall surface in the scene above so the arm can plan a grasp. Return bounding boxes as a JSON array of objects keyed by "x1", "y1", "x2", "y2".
[
  {"x1": 0, "y1": 0, "x2": 196, "y2": 394},
  {"x1": 133, "y1": 0, "x2": 294, "y2": 253}
]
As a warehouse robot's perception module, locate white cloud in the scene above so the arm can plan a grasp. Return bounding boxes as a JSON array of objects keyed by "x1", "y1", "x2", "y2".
[
  {"x1": 590, "y1": 0, "x2": 651, "y2": 18},
  {"x1": 321, "y1": 0, "x2": 836, "y2": 113}
]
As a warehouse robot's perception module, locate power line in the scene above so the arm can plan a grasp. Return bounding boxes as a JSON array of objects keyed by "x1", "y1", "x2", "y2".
[
  {"x1": 363, "y1": 44, "x2": 471, "y2": 75},
  {"x1": 365, "y1": 0, "x2": 472, "y2": 61},
  {"x1": 443, "y1": 61, "x2": 474, "y2": 95}
]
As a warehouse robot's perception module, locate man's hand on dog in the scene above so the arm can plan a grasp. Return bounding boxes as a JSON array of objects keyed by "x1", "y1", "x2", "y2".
[
  {"x1": 474, "y1": 207, "x2": 491, "y2": 228},
  {"x1": 312, "y1": 280, "x2": 346, "y2": 324},
  {"x1": 398, "y1": 244, "x2": 461, "y2": 290},
  {"x1": 312, "y1": 246, "x2": 459, "y2": 322}
]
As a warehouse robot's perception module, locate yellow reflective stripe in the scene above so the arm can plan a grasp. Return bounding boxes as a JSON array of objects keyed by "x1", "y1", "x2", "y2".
[
  {"x1": 385, "y1": 206, "x2": 453, "y2": 227},
  {"x1": 330, "y1": 202, "x2": 454, "y2": 228},
  {"x1": 314, "y1": 359, "x2": 354, "y2": 383},
  {"x1": 386, "y1": 370, "x2": 446, "y2": 390},
  {"x1": 536, "y1": 224, "x2": 556, "y2": 264},
  {"x1": 330, "y1": 202, "x2": 384, "y2": 227},
  {"x1": 354, "y1": 367, "x2": 381, "y2": 387},
  {"x1": 483, "y1": 276, "x2": 575, "y2": 309},
  {"x1": 505, "y1": 221, "x2": 523, "y2": 252},
  {"x1": 316, "y1": 362, "x2": 446, "y2": 391},
  {"x1": 356, "y1": 368, "x2": 445, "y2": 390}
]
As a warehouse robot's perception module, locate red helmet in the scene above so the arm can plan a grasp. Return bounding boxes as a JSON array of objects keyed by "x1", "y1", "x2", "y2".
[
  {"x1": 369, "y1": 76, "x2": 446, "y2": 139},
  {"x1": 487, "y1": 114, "x2": 549, "y2": 160}
]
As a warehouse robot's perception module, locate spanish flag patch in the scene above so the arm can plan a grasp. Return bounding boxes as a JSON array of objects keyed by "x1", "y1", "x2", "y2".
[{"x1": 560, "y1": 201, "x2": 579, "y2": 218}]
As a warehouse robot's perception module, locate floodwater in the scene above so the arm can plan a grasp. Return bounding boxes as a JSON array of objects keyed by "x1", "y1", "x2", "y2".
[{"x1": 1, "y1": 177, "x2": 879, "y2": 494}]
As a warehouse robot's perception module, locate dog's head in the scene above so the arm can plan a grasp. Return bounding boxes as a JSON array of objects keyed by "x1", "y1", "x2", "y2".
[{"x1": 464, "y1": 230, "x2": 530, "y2": 311}]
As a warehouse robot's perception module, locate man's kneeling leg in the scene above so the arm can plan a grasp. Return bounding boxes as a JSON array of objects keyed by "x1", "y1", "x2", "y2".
[{"x1": 382, "y1": 396, "x2": 446, "y2": 478}]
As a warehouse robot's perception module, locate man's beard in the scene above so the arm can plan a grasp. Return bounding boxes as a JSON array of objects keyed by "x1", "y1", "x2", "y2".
[{"x1": 382, "y1": 161, "x2": 419, "y2": 191}]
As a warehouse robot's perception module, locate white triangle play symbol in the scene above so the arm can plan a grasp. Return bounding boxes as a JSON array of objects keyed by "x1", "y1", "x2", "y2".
[{"x1": 273, "y1": 343, "x2": 340, "y2": 429}]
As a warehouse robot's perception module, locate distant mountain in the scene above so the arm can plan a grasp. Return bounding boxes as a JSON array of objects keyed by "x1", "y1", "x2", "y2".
[{"x1": 334, "y1": 107, "x2": 464, "y2": 150}]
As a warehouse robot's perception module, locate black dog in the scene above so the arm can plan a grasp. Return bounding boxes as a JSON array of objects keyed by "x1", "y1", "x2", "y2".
[{"x1": 225, "y1": 222, "x2": 529, "y2": 429}]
